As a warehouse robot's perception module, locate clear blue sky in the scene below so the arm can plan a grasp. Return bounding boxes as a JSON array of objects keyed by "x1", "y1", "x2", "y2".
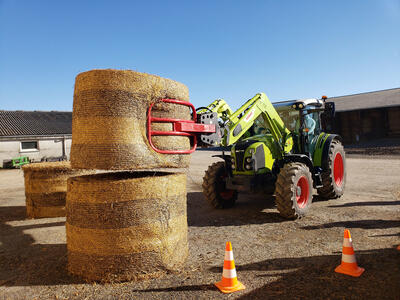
[{"x1": 0, "y1": 0, "x2": 399, "y2": 111}]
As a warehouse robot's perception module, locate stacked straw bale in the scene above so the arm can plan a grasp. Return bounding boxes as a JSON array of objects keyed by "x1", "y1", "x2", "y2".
[
  {"x1": 66, "y1": 172, "x2": 188, "y2": 282},
  {"x1": 22, "y1": 162, "x2": 91, "y2": 218},
  {"x1": 71, "y1": 69, "x2": 192, "y2": 170}
]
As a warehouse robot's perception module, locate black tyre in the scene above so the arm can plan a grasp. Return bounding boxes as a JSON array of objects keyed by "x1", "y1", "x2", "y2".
[
  {"x1": 275, "y1": 162, "x2": 313, "y2": 219},
  {"x1": 202, "y1": 161, "x2": 238, "y2": 209},
  {"x1": 317, "y1": 139, "x2": 346, "y2": 199}
]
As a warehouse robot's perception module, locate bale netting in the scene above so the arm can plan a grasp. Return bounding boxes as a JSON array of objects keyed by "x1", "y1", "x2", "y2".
[
  {"x1": 22, "y1": 162, "x2": 92, "y2": 219},
  {"x1": 71, "y1": 69, "x2": 192, "y2": 170},
  {"x1": 66, "y1": 171, "x2": 188, "y2": 282}
]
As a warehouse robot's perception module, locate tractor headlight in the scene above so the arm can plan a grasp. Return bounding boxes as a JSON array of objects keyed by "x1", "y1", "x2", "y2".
[
  {"x1": 245, "y1": 157, "x2": 252, "y2": 163},
  {"x1": 231, "y1": 164, "x2": 235, "y2": 170},
  {"x1": 231, "y1": 157, "x2": 235, "y2": 163},
  {"x1": 245, "y1": 164, "x2": 252, "y2": 170}
]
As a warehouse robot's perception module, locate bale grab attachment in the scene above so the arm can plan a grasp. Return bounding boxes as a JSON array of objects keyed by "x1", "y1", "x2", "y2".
[{"x1": 147, "y1": 99, "x2": 221, "y2": 154}]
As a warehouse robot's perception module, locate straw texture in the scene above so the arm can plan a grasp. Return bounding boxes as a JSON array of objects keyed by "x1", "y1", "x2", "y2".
[
  {"x1": 22, "y1": 162, "x2": 92, "y2": 219},
  {"x1": 71, "y1": 69, "x2": 191, "y2": 170},
  {"x1": 66, "y1": 171, "x2": 188, "y2": 282}
]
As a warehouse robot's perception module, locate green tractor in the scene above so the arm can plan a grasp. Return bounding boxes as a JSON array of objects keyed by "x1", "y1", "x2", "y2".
[{"x1": 201, "y1": 93, "x2": 346, "y2": 219}]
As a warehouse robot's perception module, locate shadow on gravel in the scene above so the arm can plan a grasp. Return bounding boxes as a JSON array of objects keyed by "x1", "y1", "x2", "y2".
[
  {"x1": 328, "y1": 201, "x2": 400, "y2": 208},
  {"x1": 300, "y1": 219, "x2": 400, "y2": 230},
  {"x1": 311, "y1": 195, "x2": 330, "y2": 203},
  {"x1": 0, "y1": 206, "x2": 82, "y2": 287},
  {"x1": 0, "y1": 206, "x2": 27, "y2": 222},
  {"x1": 209, "y1": 248, "x2": 400, "y2": 299},
  {"x1": 187, "y1": 192, "x2": 288, "y2": 227},
  {"x1": 369, "y1": 233, "x2": 400, "y2": 237},
  {"x1": 132, "y1": 283, "x2": 216, "y2": 293}
]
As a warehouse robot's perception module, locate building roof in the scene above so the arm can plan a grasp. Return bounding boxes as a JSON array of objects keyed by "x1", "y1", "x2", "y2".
[
  {"x1": 328, "y1": 88, "x2": 400, "y2": 112},
  {"x1": 0, "y1": 111, "x2": 72, "y2": 137}
]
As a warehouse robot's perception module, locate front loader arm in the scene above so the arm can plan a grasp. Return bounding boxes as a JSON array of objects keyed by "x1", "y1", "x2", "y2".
[
  {"x1": 222, "y1": 93, "x2": 291, "y2": 158},
  {"x1": 197, "y1": 99, "x2": 234, "y2": 122}
]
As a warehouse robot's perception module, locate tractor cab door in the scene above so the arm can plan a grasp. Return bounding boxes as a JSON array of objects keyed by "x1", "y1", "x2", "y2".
[{"x1": 301, "y1": 110, "x2": 321, "y2": 156}]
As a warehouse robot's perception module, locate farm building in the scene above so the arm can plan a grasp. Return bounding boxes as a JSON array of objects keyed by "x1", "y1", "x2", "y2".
[
  {"x1": 328, "y1": 88, "x2": 400, "y2": 144},
  {"x1": 0, "y1": 111, "x2": 72, "y2": 167}
]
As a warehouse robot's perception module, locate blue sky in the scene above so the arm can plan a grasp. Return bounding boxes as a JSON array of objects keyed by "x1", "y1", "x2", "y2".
[{"x1": 0, "y1": 0, "x2": 399, "y2": 111}]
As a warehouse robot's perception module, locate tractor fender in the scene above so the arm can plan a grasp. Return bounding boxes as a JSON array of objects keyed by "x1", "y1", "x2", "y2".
[
  {"x1": 212, "y1": 154, "x2": 233, "y2": 175},
  {"x1": 212, "y1": 154, "x2": 230, "y2": 159},
  {"x1": 273, "y1": 154, "x2": 314, "y2": 175},
  {"x1": 320, "y1": 134, "x2": 342, "y2": 169},
  {"x1": 274, "y1": 154, "x2": 324, "y2": 189},
  {"x1": 313, "y1": 133, "x2": 342, "y2": 168},
  {"x1": 212, "y1": 154, "x2": 230, "y2": 163}
]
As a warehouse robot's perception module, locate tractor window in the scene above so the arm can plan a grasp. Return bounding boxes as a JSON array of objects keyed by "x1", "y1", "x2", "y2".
[
  {"x1": 287, "y1": 111, "x2": 300, "y2": 132},
  {"x1": 275, "y1": 106, "x2": 300, "y2": 132},
  {"x1": 253, "y1": 115, "x2": 270, "y2": 135},
  {"x1": 304, "y1": 111, "x2": 321, "y2": 136}
]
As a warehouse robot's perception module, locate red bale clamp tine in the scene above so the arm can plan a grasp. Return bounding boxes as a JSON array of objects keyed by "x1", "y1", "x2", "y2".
[{"x1": 147, "y1": 99, "x2": 216, "y2": 154}]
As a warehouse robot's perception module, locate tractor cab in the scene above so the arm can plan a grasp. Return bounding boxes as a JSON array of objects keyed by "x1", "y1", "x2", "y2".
[{"x1": 273, "y1": 97, "x2": 334, "y2": 157}]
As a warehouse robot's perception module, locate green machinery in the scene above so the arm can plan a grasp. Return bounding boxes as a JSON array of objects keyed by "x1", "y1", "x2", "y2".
[
  {"x1": 14, "y1": 156, "x2": 30, "y2": 167},
  {"x1": 199, "y1": 92, "x2": 346, "y2": 219},
  {"x1": 197, "y1": 99, "x2": 234, "y2": 125},
  {"x1": 4, "y1": 156, "x2": 30, "y2": 168}
]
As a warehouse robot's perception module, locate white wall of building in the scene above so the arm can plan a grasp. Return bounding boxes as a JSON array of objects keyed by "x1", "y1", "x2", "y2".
[{"x1": 0, "y1": 138, "x2": 72, "y2": 167}]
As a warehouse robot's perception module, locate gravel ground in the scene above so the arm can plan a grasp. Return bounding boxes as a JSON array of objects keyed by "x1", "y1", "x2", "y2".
[{"x1": 0, "y1": 151, "x2": 399, "y2": 299}]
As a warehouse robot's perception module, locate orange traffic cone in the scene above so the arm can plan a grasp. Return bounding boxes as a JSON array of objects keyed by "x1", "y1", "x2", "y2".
[
  {"x1": 215, "y1": 241, "x2": 246, "y2": 293},
  {"x1": 335, "y1": 229, "x2": 365, "y2": 277}
]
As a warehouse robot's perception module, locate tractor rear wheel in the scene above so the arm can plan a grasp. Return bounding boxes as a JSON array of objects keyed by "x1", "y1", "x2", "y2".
[
  {"x1": 317, "y1": 140, "x2": 346, "y2": 199},
  {"x1": 275, "y1": 162, "x2": 313, "y2": 219},
  {"x1": 202, "y1": 161, "x2": 238, "y2": 209}
]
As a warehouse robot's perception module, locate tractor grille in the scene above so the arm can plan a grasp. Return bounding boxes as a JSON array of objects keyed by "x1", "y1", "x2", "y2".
[
  {"x1": 235, "y1": 150, "x2": 245, "y2": 171},
  {"x1": 234, "y1": 139, "x2": 258, "y2": 171}
]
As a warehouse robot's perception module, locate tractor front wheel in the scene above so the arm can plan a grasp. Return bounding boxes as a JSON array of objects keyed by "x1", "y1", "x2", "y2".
[
  {"x1": 275, "y1": 162, "x2": 313, "y2": 219},
  {"x1": 202, "y1": 161, "x2": 238, "y2": 209}
]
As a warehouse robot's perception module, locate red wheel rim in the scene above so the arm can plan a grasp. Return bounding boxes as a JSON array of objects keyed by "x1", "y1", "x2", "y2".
[
  {"x1": 333, "y1": 153, "x2": 344, "y2": 187},
  {"x1": 220, "y1": 190, "x2": 234, "y2": 200},
  {"x1": 296, "y1": 176, "x2": 309, "y2": 208}
]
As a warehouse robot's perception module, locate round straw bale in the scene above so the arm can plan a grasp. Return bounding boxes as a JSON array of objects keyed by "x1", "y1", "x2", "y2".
[
  {"x1": 71, "y1": 69, "x2": 192, "y2": 170},
  {"x1": 22, "y1": 162, "x2": 92, "y2": 219},
  {"x1": 66, "y1": 171, "x2": 188, "y2": 282}
]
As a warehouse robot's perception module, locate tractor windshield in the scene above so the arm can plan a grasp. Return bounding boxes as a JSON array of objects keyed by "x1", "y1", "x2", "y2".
[
  {"x1": 274, "y1": 105, "x2": 300, "y2": 132},
  {"x1": 241, "y1": 115, "x2": 271, "y2": 139},
  {"x1": 303, "y1": 110, "x2": 321, "y2": 136}
]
